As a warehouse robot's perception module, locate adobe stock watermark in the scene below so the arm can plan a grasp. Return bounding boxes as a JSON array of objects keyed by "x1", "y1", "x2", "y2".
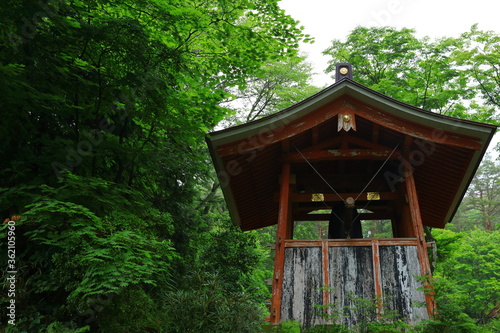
[
  {"x1": 216, "y1": 116, "x2": 292, "y2": 188},
  {"x1": 4, "y1": 216, "x2": 21, "y2": 326},
  {"x1": 7, "y1": 0, "x2": 61, "y2": 51},
  {"x1": 384, "y1": 128, "x2": 447, "y2": 191},
  {"x1": 366, "y1": 0, "x2": 418, "y2": 27}
]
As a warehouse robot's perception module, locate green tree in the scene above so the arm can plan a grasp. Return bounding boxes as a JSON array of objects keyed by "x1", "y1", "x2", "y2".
[
  {"x1": 322, "y1": 26, "x2": 480, "y2": 117},
  {"x1": 324, "y1": 27, "x2": 421, "y2": 91},
  {"x1": 450, "y1": 155, "x2": 500, "y2": 231},
  {"x1": 0, "y1": 0, "x2": 308, "y2": 331},
  {"x1": 432, "y1": 229, "x2": 500, "y2": 326},
  {"x1": 454, "y1": 25, "x2": 500, "y2": 110},
  {"x1": 222, "y1": 55, "x2": 320, "y2": 126}
]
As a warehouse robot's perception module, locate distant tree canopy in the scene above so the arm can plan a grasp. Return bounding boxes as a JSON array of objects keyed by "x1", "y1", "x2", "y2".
[
  {"x1": 450, "y1": 154, "x2": 500, "y2": 232},
  {"x1": 323, "y1": 26, "x2": 500, "y2": 126},
  {"x1": 221, "y1": 55, "x2": 320, "y2": 126}
]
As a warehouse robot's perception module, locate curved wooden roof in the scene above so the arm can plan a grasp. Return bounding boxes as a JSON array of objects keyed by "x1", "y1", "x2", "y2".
[{"x1": 207, "y1": 78, "x2": 497, "y2": 231}]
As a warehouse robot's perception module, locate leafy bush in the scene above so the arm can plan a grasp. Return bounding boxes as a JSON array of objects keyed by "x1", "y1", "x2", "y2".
[
  {"x1": 94, "y1": 285, "x2": 161, "y2": 332},
  {"x1": 433, "y1": 229, "x2": 500, "y2": 325},
  {"x1": 0, "y1": 176, "x2": 176, "y2": 332},
  {"x1": 162, "y1": 271, "x2": 264, "y2": 333}
]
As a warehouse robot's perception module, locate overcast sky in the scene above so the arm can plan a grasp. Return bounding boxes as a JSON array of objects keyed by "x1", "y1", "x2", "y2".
[{"x1": 280, "y1": 0, "x2": 500, "y2": 87}]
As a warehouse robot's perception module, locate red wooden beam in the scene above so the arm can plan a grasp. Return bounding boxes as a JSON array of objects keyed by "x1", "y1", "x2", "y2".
[
  {"x1": 216, "y1": 99, "x2": 346, "y2": 157},
  {"x1": 270, "y1": 160, "x2": 291, "y2": 324},
  {"x1": 214, "y1": 95, "x2": 483, "y2": 159},
  {"x1": 294, "y1": 212, "x2": 393, "y2": 221},
  {"x1": 287, "y1": 149, "x2": 401, "y2": 162},
  {"x1": 284, "y1": 239, "x2": 419, "y2": 247},
  {"x1": 303, "y1": 136, "x2": 343, "y2": 152},
  {"x1": 290, "y1": 192, "x2": 398, "y2": 202},
  {"x1": 321, "y1": 240, "x2": 330, "y2": 310},
  {"x1": 405, "y1": 170, "x2": 437, "y2": 317},
  {"x1": 347, "y1": 96, "x2": 483, "y2": 151},
  {"x1": 372, "y1": 240, "x2": 384, "y2": 318}
]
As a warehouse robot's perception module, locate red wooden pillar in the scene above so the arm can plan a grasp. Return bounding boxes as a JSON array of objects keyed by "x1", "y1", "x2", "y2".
[
  {"x1": 371, "y1": 239, "x2": 384, "y2": 317},
  {"x1": 270, "y1": 159, "x2": 292, "y2": 324},
  {"x1": 321, "y1": 240, "x2": 330, "y2": 310},
  {"x1": 405, "y1": 170, "x2": 437, "y2": 316}
]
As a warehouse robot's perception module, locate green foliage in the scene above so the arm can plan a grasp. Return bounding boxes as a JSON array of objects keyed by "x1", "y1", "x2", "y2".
[
  {"x1": 222, "y1": 55, "x2": 320, "y2": 126},
  {"x1": 93, "y1": 285, "x2": 160, "y2": 333},
  {"x1": 450, "y1": 155, "x2": 500, "y2": 231},
  {"x1": 313, "y1": 291, "x2": 413, "y2": 333},
  {"x1": 0, "y1": 0, "x2": 308, "y2": 200},
  {"x1": 0, "y1": 0, "x2": 498, "y2": 330},
  {"x1": 162, "y1": 271, "x2": 264, "y2": 333},
  {"x1": 270, "y1": 320, "x2": 302, "y2": 333},
  {"x1": 361, "y1": 219, "x2": 394, "y2": 238},
  {"x1": 324, "y1": 26, "x2": 422, "y2": 87},
  {"x1": 0, "y1": 175, "x2": 176, "y2": 331},
  {"x1": 194, "y1": 204, "x2": 277, "y2": 310},
  {"x1": 199, "y1": 224, "x2": 262, "y2": 283},
  {"x1": 323, "y1": 26, "x2": 497, "y2": 122},
  {"x1": 0, "y1": 0, "x2": 308, "y2": 331},
  {"x1": 293, "y1": 220, "x2": 327, "y2": 239},
  {"x1": 280, "y1": 320, "x2": 302, "y2": 333},
  {"x1": 432, "y1": 228, "x2": 465, "y2": 262},
  {"x1": 45, "y1": 322, "x2": 90, "y2": 333},
  {"x1": 432, "y1": 228, "x2": 500, "y2": 327},
  {"x1": 485, "y1": 319, "x2": 500, "y2": 332},
  {"x1": 453, "y1": 25, "x2": 500, "y2": 110},
  {"x1": 196, "y1": 220, "x2": 271, "y2": 307},
  {"x1": 287, "y1": 218, "x2": 394, "y2": 241},
  {"x1": 421, "y1": 278, "x2": 485, "y2": 333}
]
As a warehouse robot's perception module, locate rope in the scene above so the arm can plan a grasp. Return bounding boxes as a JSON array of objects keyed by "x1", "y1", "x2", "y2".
[
  {"x1": 301, "y1": 180, "x2": 344, "y2": 224},
  {"x1": 294, "y1": 146, "x2": 346, "y2": 204},
  {"x1": 353, "y1": 183, "x2": 385, "y2": 222},
  {"x1": 354, "y1": 142, "x2": 400, "y2": 202},
  {"x1": 294, "y1": 141, "x2": 401, "y2": 227}
]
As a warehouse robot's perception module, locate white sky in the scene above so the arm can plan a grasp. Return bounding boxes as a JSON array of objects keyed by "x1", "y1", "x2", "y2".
[
  {"x1": 279, "y1": 0, "x2": 500, "y2": 155},
  {"x1": 280, "y1": 0, "x2": 500, "y2": 87}
]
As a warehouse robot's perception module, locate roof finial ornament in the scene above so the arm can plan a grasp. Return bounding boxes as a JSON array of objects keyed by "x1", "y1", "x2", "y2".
[{"x1": 336, "y1": 63, "x2": 353, "y2": 82}]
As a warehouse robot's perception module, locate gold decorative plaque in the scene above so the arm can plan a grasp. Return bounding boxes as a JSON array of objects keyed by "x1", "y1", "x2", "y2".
[
  {"x1": 311, "y1": 193, "x2": 324, "y2": 202},
  {"x1": 338, "y1": 111, "x2": 356, "y2": 132},
  {"x1": 339, "y1": 67, "x2": 349, "y2": 75},
  {"x1": 367, "y1": 192, "x2": 380, "y2": 200}
]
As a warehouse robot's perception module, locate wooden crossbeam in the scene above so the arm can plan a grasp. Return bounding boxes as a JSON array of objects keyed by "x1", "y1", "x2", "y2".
[
  {"x1": 303, "y1": 134, "x2": 392, "y2": 153},
  {"x1": 294, "y1": 212, "x2": 393, "y2": 221},
  {"x1": 290, "y1": 192, "x2": 398, "y2": 202},
  {"x1": 284, "y1": 238, "x2": 419, "y2": 247},
  {"x1": 287, "y1": 149, "x2": 401, "y2": 162}
]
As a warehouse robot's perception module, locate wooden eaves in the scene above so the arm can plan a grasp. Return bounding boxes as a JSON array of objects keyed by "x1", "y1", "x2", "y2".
[{"x1": 206, "y1": 78, "x2": 497, "y2": 231}]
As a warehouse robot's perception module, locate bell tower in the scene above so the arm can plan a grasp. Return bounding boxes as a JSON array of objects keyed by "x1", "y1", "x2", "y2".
[{"x1": 206, "y1": 65, "x2": 496, "y2": 329}]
